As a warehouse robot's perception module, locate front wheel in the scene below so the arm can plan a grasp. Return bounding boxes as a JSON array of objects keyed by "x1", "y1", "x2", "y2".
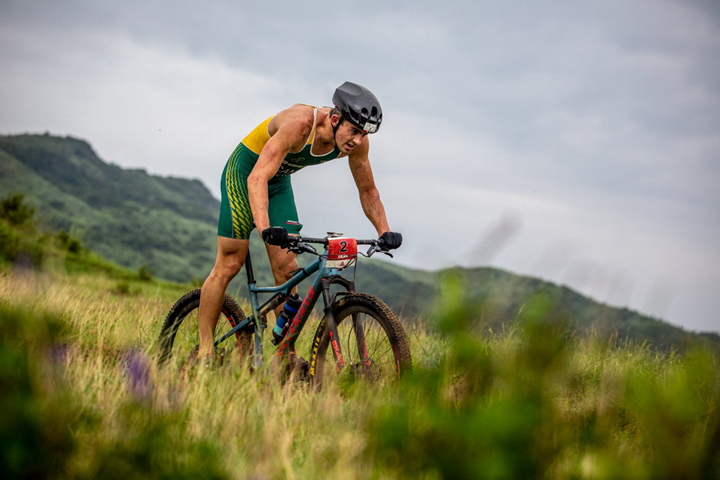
[
  {"x1": 308, "y1": 293, "x2": 412, "y2": 389},
  {"x1": 157, "y1": 288, "x2": 252, "y2": 369}
]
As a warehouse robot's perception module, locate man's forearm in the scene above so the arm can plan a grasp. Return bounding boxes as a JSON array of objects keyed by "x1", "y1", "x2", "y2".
[
  {"x1": 248, "y1": 176, "x2": 271, "y2": 232},
  {"x1": 360, "y1": 190, "x2": 390, "y2": 235}
]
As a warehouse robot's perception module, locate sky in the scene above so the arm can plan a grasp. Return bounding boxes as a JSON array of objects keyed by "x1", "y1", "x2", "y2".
[{"x1": 1, "y1": 0, "x2": 718, "y2": 333}]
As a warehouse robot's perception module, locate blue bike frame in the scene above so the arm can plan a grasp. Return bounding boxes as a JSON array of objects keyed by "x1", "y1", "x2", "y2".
[{"x1": 212, "y1": 248, "x2": 352, "y2": 370}]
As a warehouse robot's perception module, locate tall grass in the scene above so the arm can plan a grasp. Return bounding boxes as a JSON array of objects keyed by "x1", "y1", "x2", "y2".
[{"x1": 1, "y1": 269, "x2": 718, "y2": 479}]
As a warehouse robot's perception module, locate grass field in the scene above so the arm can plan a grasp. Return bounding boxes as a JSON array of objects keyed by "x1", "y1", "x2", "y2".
[{"x1": 1, "y1": 268, "x2": 719, "y2": 479}]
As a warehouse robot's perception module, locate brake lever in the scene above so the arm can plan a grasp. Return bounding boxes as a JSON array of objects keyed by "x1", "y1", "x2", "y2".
[
  {"x1": 288, "y1": 242, "x2": 318, "y2": 256},
  {"x1": 375, "y1": 240, "x2": 394, "y2": 258},
  {"x1": 362, "y1": 244, "x2": 394, "y2": 258}
]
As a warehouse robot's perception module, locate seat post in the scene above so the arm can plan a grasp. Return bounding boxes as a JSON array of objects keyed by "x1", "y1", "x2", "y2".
[{"x1": 245, "y1": 250, "x2": 255, "y2": 284}]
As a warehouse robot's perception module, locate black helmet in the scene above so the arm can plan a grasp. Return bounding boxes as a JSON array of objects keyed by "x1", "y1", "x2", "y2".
[{"x1": 332, "y1": 81, "x2": 382, "y2": 133}]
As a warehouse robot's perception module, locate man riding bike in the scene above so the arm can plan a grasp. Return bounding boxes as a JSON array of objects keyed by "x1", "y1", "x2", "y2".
[{"x1": 197, "y1": 81, "x2": 403, "y2": 359}]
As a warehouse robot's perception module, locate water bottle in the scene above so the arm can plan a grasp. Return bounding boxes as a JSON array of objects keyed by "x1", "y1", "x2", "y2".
[{"x1": 272, "y1": 293, "x2": 302, "y2": 345}]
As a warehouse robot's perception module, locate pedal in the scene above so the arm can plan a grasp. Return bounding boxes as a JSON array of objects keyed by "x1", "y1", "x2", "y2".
[{"x1": 289, "y1": 353, "x2": 310, "y2": 382}]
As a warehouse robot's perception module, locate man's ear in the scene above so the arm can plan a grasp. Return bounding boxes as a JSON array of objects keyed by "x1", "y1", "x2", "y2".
[{"x1": 330, "y1": 113, "x2": 341, "y2": 128}]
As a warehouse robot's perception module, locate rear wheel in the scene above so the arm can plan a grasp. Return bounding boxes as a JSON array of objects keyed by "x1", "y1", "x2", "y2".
[
  {"x1": 157, "y1": 289, "x2": 252, "y2": 369},
  {"x1": 309, "y1": 293, "x2": 412, "y2": 389}
]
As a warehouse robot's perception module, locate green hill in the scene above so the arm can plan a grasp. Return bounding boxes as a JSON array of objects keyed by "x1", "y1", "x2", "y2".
[
  {"x1": 0, "y1": 133, "x2": 218, "y2": 281},
  {"x1": 353, "y1": 263, "x2": 720, "y2": 351},
  {"x1": 2, "y1": 132, "x2": 717, "y2": 352}
]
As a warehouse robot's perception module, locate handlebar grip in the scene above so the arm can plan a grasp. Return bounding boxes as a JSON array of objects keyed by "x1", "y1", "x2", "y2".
[{"x1": 295, "y1": 236, "x2": 328, "y2": 245}]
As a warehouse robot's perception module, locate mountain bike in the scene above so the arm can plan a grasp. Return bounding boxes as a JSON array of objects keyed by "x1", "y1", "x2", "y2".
[{"x1": 157, "y1": 233, "x2": 412, "y2": 387}]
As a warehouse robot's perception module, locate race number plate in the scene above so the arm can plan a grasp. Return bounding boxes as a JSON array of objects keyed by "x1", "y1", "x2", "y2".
[{"x1": 326, "y1": 237, "x2": 358, "y2": 270}]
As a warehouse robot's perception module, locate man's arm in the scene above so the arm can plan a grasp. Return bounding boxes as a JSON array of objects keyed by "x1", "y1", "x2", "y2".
[
  {"x1": 247, "y1": 109, "x2": 313, "y2": 232},
  {"x1": 348, "y1": 143, "x2": 391, "y2": 236}
]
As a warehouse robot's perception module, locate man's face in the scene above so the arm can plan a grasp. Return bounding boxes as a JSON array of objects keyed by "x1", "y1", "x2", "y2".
[{"x1": 334, "y1": 118, "x2": 367, "y2": 154}]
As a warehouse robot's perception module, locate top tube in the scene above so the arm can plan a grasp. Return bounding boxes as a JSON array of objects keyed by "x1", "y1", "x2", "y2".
[{"x1": 249, "y1": 254, "x2": 323, "y2": 294}]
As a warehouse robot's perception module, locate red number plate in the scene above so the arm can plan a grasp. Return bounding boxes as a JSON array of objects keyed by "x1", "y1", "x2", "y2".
[{"x1": 326, "y1": 237, "x2": 358, "y2": 270}]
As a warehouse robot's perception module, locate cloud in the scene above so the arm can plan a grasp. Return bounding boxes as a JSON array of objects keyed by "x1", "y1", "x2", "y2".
[
  {"x1": 1, "y1": 0, "x2": 718, "y2": 332},
  {"x1": 0, "y1": 25, "x2": 289, "y2": 181}
]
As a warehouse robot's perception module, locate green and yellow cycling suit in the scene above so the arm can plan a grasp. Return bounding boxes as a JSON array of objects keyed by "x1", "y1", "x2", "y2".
[{"x1": 218, "y1": 106, "x2": 341, "y2": 240}]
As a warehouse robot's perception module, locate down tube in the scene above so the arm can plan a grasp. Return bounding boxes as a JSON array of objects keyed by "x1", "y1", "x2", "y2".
[{"x1": 274, "y1": 272, "x2": 326, "y2": 357}]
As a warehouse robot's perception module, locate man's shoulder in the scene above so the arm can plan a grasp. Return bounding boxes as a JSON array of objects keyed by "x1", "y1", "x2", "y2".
[
  {"x1": 277, "y1": 104, "x2": 316, "y2": 125},
  {"x1": 270, "y1": 104, "x2": 316, "y2": 136}
]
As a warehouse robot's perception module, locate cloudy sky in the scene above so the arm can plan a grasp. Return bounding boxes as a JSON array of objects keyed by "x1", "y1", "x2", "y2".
[{"x1": 1, "y1": 0, "x2": 718, "y2": 333}]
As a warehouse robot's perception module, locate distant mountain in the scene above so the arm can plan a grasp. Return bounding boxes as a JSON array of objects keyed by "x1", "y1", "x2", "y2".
[
  {"x1": 2, "y1": 133, "x2": 717, "y2": 351},
  {"x1": 355, "y1": 264, "x2": 720, "y2": 351},
  {"x1": 0, "y1": 133, "x2": 218, "y2": 281}
]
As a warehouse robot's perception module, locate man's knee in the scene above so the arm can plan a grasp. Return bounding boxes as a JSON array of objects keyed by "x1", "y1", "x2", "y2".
[
  {"x1": 210, "y1": 257, "x2": 243, "y2": 284},
  {"x1": 209, "y1": 237, "x2": 248, "y2": 285}
]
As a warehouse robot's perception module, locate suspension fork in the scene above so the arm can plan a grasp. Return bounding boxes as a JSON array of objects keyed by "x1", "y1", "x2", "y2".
[
  {"x1": 321, "y1": 276, "x2": 369, "y2": 373},
  {"x1": 320, "y1": 279, "x2": 346, "y2": 373},
  {"x1": 353, "y1": 312, "x2": 371, "y2": 369}
]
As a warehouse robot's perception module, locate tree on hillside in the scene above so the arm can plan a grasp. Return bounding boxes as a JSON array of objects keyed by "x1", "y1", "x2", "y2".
[{"x1": 1, "y1": 192, "x2": 35, "y2": 226}]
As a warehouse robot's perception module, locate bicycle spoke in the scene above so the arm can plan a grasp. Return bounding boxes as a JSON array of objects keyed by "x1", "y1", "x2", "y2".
[
  {"x1": 164, "y1": 307, "x2": 242, "y2": 368},
  {"x1": 311, "y1": 294, "x2": 411, "y2": 388},
  {"x1": 374, "y1": 345, "x2": 393, "y2": 363},
  {"x1": 367, "y1": 323, "x2": 386, "y2": 358},
  {"x1": 327, "y1": 309, "x2": 391, "y2": 380},
  {"x1": 352, "y1": 312, "x2": 371, "y2": 368},
  {"x1": 346, "y1": 318, "x2": 359, "y2": 363}
]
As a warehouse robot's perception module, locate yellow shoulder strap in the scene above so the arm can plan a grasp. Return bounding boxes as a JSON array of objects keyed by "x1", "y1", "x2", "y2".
[{"x1": 240, "y1": 116, "x2": 274, "y2": 155}]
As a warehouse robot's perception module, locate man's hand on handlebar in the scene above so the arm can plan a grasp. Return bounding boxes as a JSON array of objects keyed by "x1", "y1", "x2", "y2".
[
  {"x1": 379, "y1": 231, "x2": 403, "y2": 250},
  {"x1": 262, "y1": 229, "x2": 402, "y2": 257},
  {"x1": 262, "y1": 227, "x2": 291, "y2": 247}
]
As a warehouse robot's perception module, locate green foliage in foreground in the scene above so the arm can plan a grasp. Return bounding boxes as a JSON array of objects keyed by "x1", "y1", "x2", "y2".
[
  {"x1": 1, "y1": 269, "x2": 718, "y2": 479},
  {"x1": 369, "y1": 276, "x2": 720, "y2": 479},
  {"x1": 0, "y1": 304, "x2": 228, "y2": 479}
]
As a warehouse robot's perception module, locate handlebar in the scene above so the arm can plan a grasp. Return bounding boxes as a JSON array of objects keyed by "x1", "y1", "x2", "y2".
[
  {"x1": 283, "y1": 235, "x2": 392, "y2": 258},
  {"x1": 288, "y1": 236, "x2": 386, "y2": 247}
]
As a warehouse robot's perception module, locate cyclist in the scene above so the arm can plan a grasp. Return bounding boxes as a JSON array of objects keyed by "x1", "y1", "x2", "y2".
[{"x1": 197, "y1": 81, "x2": 403, "y2": 359}]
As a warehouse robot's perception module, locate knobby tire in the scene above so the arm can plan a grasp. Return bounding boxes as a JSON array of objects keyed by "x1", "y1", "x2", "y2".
[
  {"x1": 308, "y1": 293, "x2": 412, "y2": 389},
  {"x1": 157, "y1": 288, "x2": 252, "y2": 368}
]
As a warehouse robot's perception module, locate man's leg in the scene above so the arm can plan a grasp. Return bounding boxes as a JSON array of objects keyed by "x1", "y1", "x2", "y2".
[
  {"x1": 265, "y1": 243, "x2": 300, "y2": 322},
  {"x1": 265, "y1": 242, "x2": 299, "y2": 287},
  {"x1": 197, "y1": 236, "x2": 249, "y2": 358}
]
